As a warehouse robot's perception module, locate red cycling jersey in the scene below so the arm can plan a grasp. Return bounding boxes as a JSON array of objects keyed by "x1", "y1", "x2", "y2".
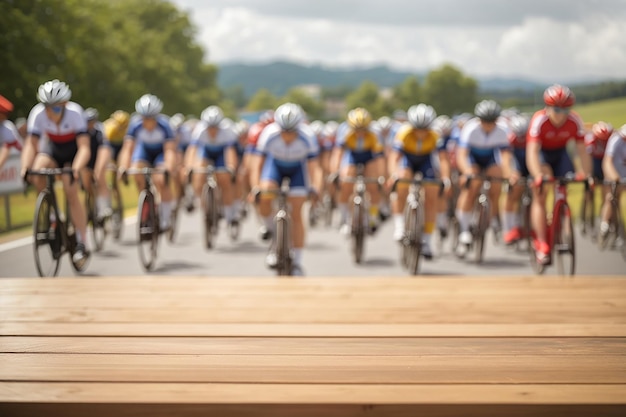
[
  {"x1": 508, "y1": 132, "x2": 526, "y2": 149},
  {"x1": 527, "y1": 109, "x2": 584, "y2": 151},
  {"x1": 246, "y1": 120, "x2": 272, "y2": 149},
  {"x1": 584, "y1": 132, "x2": 608, "y2": 159}
]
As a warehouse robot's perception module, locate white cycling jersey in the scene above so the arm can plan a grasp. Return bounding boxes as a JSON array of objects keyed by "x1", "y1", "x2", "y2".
[
  {"x1": 605, "y1": 134, "x2": 626, "y2": 178},
  {"x1": 191, "y1": 120, "x2": 238, "y2": 151},
  {"x1": 0, "y1": 120, "x2": 21, "y2": 146},
  {"x1": 459, "y1": 118, "x2": 510, "y2": 157},
  {"x1": 27, "y1": 102, "x2": 87, "y2": 144},
  {"x1": 256, "y1": 122, "x2": 319, "y2": 162},
  {"x1": 126, "y1": 115, "x2": 174, "y2": 147}
]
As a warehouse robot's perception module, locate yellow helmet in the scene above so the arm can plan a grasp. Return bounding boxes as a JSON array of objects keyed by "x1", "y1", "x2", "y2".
[
  {"x1": 347, "y1": 107, "x2": 371, "y2": 129},
  {"x1": 111, "y1": 110, "x2": 130, "y2": 127}
]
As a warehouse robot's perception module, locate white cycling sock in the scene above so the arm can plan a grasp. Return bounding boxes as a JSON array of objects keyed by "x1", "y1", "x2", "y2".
[
  {"x1": 457, "y1": 211, "x2": 472, "y2": 233},
  {"x1": 292, "y1": 248, "x2": 303, "y2": 265},
  {"x1": 503, "y1": 212, "x2": 517, "y2": 232},
  {"x1": 161, "y1": 200, "x2": 173, "y2": 222},
  {"x1": 223, "y1": 205, "x2": 234, "y2": 222},
  {"x1": 423, "y1": 233, "x2": 432, "y2": 246},
  {"x1": 436, "y1": 212, "x2": 448, "y2": 230},
  {"x1": 394, "y1": 214, "x2": 404, "y2": 231},
  {"x1": 338, "y1": 203, "x2": 349, "y2": 224},
  {"x1": 263, "y1": 216, "x2": 273, "y2": 230}
]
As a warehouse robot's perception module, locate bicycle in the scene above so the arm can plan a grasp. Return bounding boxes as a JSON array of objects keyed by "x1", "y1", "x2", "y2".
[
  {"x1": 123, "y1": 167, "x2": 171, "y2": 271},
  {"x1": 598, "y1": 179, "x2": 626, "y2": 260},
  {"x1": 516, "y1": 178, "x2": 533, "y2": 252},
  {"x1": 255, "y1": 177, "x2": 293, "y2": 276},
  {"x1": 341, "y1": 164, "x2": 384, "y2": 264},
  {"x1": 457, "y1": 175, "x2": 507, "y2": 264},
  {"x1": 442, "y1": 171, "x2": 460, "y2": 254},
  {"x1": 107, "y1": 164, "x2": 124, "y2": 241},
  {"x1": 26, "y1": 168, "x2": 88, "y2": 277},
  {"x1": 392, "y1": 173, "x2": 443, "y2": 275},
  {"x1": 579, "y1": 178, "x2": 596, "y2": 239},
  {"x1": 82, "y1": 170, "x2": 106, "y2": 252},
  {"x1": 528, "y1": 175, "x2": 588, "y2": 276}
]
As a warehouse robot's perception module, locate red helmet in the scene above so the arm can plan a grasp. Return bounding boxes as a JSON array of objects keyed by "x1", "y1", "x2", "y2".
[
  {"x1": 0, "y1": 95, "x2": 14, "y2": 113},
  {"x1": 592, "y1": 121, "x2": 613, "y2": 142},
  {"x1": 543, "y1": 84, "x2": 576, "y2": 107}
]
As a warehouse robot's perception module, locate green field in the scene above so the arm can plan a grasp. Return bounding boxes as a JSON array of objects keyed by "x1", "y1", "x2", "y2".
[{"x1": 575, "y1": 96, "x2": 626, "y2": 128}]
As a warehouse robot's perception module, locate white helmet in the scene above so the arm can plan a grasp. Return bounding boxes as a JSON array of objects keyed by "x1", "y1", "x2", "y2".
[
  {"x1": 37, "y1": 79, "x2": 72, "y2": 104},
  {"x1": 407, "y1": 104, "x2": 437, "y2": 129},
  {"x1": 201, "y1": 105, "x2": 224, "y2": 126},
  {"x1": 135, "y1": 94, "x2": 163, "y2": 117},
  {"x1": 170, "y1": 113, "x2": 185, "y2": 130},
  {"x1": 309, "y1": 120, "x2": 325, "y2": 136},
  {"x1": 274, "y1": 103, "x2": 303, "y2": 130},
  {"x1": 378, "y1": 116, "x2": 393, "y2": 130},
  {"x1": 433, "y1": 115, "x2": 453, "y2": 135},
  {"x1": 324, "y1": 120, "x2": 339, "y2": 137},
  {"x1": 509, "y1": 115, "x2": 530, "y2": 137},
  {"x1": 474, "y1": 100, "x2": 502, "y2": 122},
  {"x1": 619, "y1": 124, "x2": 626, "y2": 138}
]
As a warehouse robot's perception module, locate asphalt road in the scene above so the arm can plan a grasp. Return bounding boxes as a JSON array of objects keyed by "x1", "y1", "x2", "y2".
[{"x1": 1, "y1": 204, "x2": 624, "y2": 278}]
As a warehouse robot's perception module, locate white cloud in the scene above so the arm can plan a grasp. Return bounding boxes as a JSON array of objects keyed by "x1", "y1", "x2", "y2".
[{"x1": 173, "y1": 1, "x2": 626, "y2": 82}]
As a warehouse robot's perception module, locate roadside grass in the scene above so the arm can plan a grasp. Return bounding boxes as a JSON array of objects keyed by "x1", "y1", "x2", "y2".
[{"x1": 575, "y1": 96, "x2": 626, "y2": 128}]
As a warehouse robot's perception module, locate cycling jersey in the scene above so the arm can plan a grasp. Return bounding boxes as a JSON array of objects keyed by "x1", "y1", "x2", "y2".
[
  {"x1": 0, "y1": 120, "x2": 22, "y2": 149},
  {"x1": 605, "y1": 134, "x2": 626, "y2": 178},
  {"x1": 190, "y1": 121, "x2": 237, "y2": 171},
  {"x1": 246, "y1": 119, "x2": 273, "y2": 152},
  {"x1": 127, "y1": 115, "x2": 174, "y2": 166},
  {"x1": 459, "y1": 118, "x2": 510, "y2": 169},
  {"x1": 176, "y1": 123, "x2": 194, "y2": 153},
  {"x1": 103, "y1": 118, "x2": 126, "y2": 145},
  {"x1": 393, "y1": 124, "x2": 440, "y2": 156},
  {"x1": 335, "y1": 122, "x2": 384, "y2": 154},
  {"x1": 508, "y1": 132, "x2": 526, "y2": 149},
  {"x1": 87, "y1": 122, "x2": 109, "y2": 170},
  {"x1": 584, "y1": 132, "x2": 608, "y2": 159},
  {"x1": 527, "y1": 109, "x2": 584, "y2": 150},
  {"x1": 256, "y1": 122, "x2": 319, "y2": 197},
  {"x1": 27, "y1": 102, "x2": 88, "y2": 167}
]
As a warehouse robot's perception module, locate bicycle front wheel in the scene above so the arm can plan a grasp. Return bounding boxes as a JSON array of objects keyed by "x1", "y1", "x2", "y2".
[
  {"x1": 580, "y1": 189, "x2": 595, "y2": 238},
  {"x1": 554, "y1": 204, "x2": 576, "y2": 276},
  {"x1": 87, "y1": 190, "x2": 106, "y2": 252},
  {"x1": 202, "y1": 184, "x2": 216, "y2": 249},
  {"x1": 405, "y1": 206, "x2": 423, "y2": 276},
  {"x1": 167, "y1": 200, "x2": 179, "y2": 243},
  {"x1": 614, "y1": 200, "x2": 626, "y2": 261},
  {"x1": 275, "y1": 214, "x2": 292, "y2": 276},
  {"x1": 111, "y1": 182, "x2": 124, "y2": 241},
  {"x1": 137, "y1": 191, "x2": 158, "y2": 271},
  {"x1": 351, "y1": 200, "x2": 365, "y2": 264},
  {"x1": 474, "y1": 201, "x2": 489, "y2": 264},
  {"x1": 33, "y1": 191, "x2": 62, "y2": 277}
]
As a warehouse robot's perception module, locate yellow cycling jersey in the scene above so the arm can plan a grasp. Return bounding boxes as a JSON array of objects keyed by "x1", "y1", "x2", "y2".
[
  {"x1": 103, "y1": 118, "x2": 127, "y2": 145},
  {"x1": 393, "y1": 124, "x2": 439, "y2": 156},
  {"x1": 339, "y1": 128, "x2": 384, "y2": 154}
]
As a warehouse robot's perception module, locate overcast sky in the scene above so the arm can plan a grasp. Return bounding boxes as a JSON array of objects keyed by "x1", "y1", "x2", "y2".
[{"x1": 171, "y1": 0, "x2": 626, "y2": 82}]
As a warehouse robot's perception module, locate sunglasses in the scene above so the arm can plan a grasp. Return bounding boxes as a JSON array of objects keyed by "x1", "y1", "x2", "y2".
[
  {"x1": 552, "y1": 107, "x2": 570, "y2": 114},
  {"x1": 46, "y1": 105, "x2": 64, "y2": 114}
]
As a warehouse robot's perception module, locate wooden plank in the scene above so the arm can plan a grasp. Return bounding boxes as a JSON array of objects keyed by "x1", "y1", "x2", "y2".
[
  {"x1": 2, "y1": 337, "x2": 624, "y2": 356},
  {"x1": 1, "y1": 276, "x2": 625, "y2": 294},
  {"x1": 2, "y1": 322, "x2": 625, "y2": 337},
  {"x1": 2, "y1": 353, "x2": 624, "y2": 384},
  {"x1": 1, "y1": 305, "x2": 624, "y2": 323},
  {"x1": 1, "y1": 382, "x2": 625, "y2": 405}
]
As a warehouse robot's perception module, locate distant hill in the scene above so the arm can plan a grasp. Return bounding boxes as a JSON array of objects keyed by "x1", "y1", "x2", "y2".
[{"x1": 216, "y1": 61, "x2": 546, "y2": 97}]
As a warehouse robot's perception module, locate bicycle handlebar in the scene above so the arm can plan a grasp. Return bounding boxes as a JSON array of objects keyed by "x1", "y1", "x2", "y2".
[{"x1": 24, "y1": 167, "x2": 76, "y2": 191}]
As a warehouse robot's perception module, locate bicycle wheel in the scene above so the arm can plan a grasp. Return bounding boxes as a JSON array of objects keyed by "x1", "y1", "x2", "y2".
[
  {"x1": 323, "y1": 194, "x2": 334, "y2": 227},
  {"x1": 580, "y1": 189, "x2": 595, "y2": 238},
  {"x1": 111, "y1": 182, "x2": 124, "y2": 241},
  {"x1": 614, "y1": 201, "x2": 626, "y2": 261},
  {"x1": 33, "y1": 191, "x2": 62, "y2": 277},
  {"x1": 405, "y1": 206, "x2": 423, "y2": 276},
  {"x1": 351, "y1": 199, "x2": 365, "y2": 264},
  {"x1": 554, "y1": 204, "x2": 576, "y2": 276},
  {"x1": 202, "y1": 184, "x2": 216, "y2": 249},
  {"x1": 137, "y1": 191, "x2": 158, "y2": 271},
  {"x1": 275, "y1": 214, "x2": 292, "y2": 276},
  {"x1": 167, "y1": 200, "x2": 179, "y2": 243},
  {"x1": 88, "y1": 191, "x2": 106, "y2": 252},
  {"x1": 474, "y1": 200, "x2": 489, "y2": 264},
  {"x1": 518, "y1": 192, "x2": 532, "y2": 253}
]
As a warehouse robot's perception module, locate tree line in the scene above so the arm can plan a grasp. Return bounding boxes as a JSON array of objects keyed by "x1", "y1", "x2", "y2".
[{"x1": 2, "y1": 0, "x2": 624, "y2": 123}]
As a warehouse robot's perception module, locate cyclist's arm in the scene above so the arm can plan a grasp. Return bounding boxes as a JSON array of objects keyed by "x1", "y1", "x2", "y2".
[
  {"x1": 456, "y1": 147, "x2": 472, "y2": 176},
  {"x1": 20, "y1": 134, "x2": 38, "y2": 176},
  {"x1": 249, "y1": 153, "x2": 265, "y2": 190},
  {"x1": 526, "y1": 141, "x2": 543, "y2": 179},
  {"x1": 93, "y1": 145, "x2": 111, "y2": 181},
  {"x1": 602, "y1": 152, "x2": 620, "y2": 182},
  {"x1": 163, "y1": 141, "x2": 177, "y2": 173},
  {"x1": 184, "y1": 143, "x2": 197, "y2": 168},
  {"x1": 576, "y1": 140, "x2": 592, "y2": 176},
  {"x1": 0, "y1": 143, "x2": 9, "y2": 170},
  {"x1": 437, "y1": 149, "x2": 451, "y2": 182},
  {"x1": 500, "y1": 148, "x2": 514, "y2": 178},
  {"x1": 117, "y1": 137, "x2": 135, "y2": 171},
  {"x1": 307, "y1": 157, "x2": 323, "y2": 194},
  {"x1": 329, "y1": 146, "x2": 343, "y2": 174},
  {"x1": 72, "y1": 133, "x2": 91, "y2": 174},
  {"x1": 224, "y1": 145, "x2": 237, "y2": 173}
]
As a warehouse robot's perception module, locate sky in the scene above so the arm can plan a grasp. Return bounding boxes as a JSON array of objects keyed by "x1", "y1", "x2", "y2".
[{"x1": 171, "y1": 0, "x2": 626, "y2": 83}]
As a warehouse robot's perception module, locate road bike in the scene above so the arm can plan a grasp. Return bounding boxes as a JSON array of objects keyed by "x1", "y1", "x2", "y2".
[
  {"x1": 255, "y1": 177, "x2": 293, "y2": 276},
  {"x1": 124, "y1": 167, "x2": 173, "y2": 271},
  {"x1": 598, "y1": 179, "x2": 626, "y2": 260},
  {"x1": 27, "y1": 168, "x2": 88, "y2": 277},
  {"x1": 392, "y1": 173, "x2": 443, "y2": 275},
  {"x1": 529, "y1": 176, "x2": 587, "y2": 275},
  {"x1": 579, "y1": 178, "x2": 596, "y2": 239},
  {"x1": 341, "y1": 164, "x2": 384, "y2": 264}
]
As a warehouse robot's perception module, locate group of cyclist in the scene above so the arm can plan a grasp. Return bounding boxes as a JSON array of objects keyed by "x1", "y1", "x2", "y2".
[{"x1": 2, "y1": 79, "x2": 625, "y2": 275}]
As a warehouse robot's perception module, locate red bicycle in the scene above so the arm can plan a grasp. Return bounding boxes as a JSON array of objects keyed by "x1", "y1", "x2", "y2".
[{"x1": 529, "y1": 176, "x2": 588, "y2": 276}]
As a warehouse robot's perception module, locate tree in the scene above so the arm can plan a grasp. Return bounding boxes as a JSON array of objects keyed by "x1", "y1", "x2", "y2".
[
  {"x1": 280, "y1": 88, "x2": 324, "y2": 120},
  {"x1": 422, "y1": 64, "x2": 478, "y2": 116},
  {"x1": 246, "y1": 89, "x2": 278, "y2": 111},
  {"x1": 392, "y1": 76, "x2": 422, "y2": 111}
]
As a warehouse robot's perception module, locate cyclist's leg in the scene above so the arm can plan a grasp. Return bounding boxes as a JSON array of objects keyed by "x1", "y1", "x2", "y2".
[
  {"x1": 94, "y1": 144, "x2": 112, "y2": 217},
  {"x1": 259, "y1": 156, "x2": 281, "y2": 236},
  {"x1": 504, "y1": 148, "x2": 526, "y2": 243},
  {"x1": 485, "y1": 163, "x2": 503, "y2": 227},
  {"x1": 531, "y1": 150, "x2": 558, "y2": 260},
  {"x1": 30, "y1": 143, "x2": 58, "y2": 192},
  {"x1": 130, "y1": 143, "x2": 151, "y2": 192},
  {"x1": 456, "y1": 153, "x2": 482, "y2": 244},
  {"x1": 216, "y1": 147, "x2": 237, "y2": 223},
  {"x1": 288, "y1": 162, "x2": 310, "y2": 270},
  {"x1": 338, "y1": 151, "x2": 357, "y2": 232}
]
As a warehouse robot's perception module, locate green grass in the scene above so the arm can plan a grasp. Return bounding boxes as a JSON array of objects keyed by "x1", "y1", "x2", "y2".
[{"x1": 575, "y1": 96, "x2": 626, "y2": 128}]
